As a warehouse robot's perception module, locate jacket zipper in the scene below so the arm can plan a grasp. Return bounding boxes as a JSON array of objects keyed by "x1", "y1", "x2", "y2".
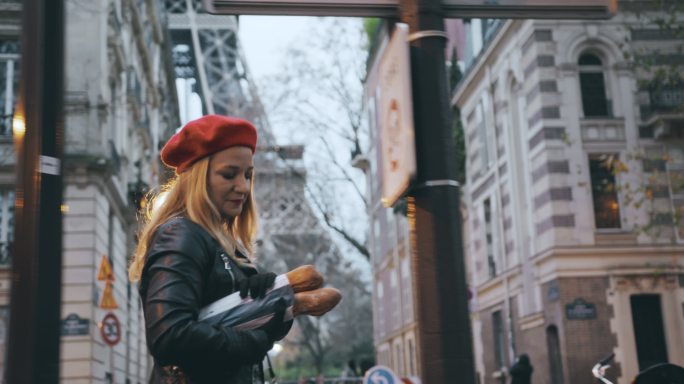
[{"x1": 218, "y1": 252, "x2": 235, "y2": 292}]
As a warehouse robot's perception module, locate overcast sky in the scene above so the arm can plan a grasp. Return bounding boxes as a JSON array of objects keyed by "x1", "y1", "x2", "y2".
[
  {"x1": 237, "y1": 16, "x2": 372, "y2": 274},
  {"x1": 238, "y1": 16, "x2": 313, "y2": 80}
]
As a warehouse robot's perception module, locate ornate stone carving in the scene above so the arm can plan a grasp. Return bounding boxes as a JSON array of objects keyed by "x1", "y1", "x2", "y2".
[{"x1": 613, "y1": 273, "x2": 678, "y2": 291}]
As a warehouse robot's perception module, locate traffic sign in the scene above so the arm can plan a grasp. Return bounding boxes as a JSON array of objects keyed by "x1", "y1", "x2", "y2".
[
  {"x1": 97, "y1": 254, "x2": 114, "y2": 281},
  {"x1": 100, "y1": 313, "x2": 121, "y2": 347},
  {"x1": 204, "y1": 0, "x2": 617, "y2": 18},
  {"x1": 364, "y1": 366, "x2": 401, "y2": 384},
  {"x1": 99, "y1": 280, "x2": 119, "y2": 310}
]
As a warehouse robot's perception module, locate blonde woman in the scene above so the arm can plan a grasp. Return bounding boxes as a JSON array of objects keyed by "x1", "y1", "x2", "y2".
[{"x1": 128, "y1": 115, "x2": 291, "y2": 383}]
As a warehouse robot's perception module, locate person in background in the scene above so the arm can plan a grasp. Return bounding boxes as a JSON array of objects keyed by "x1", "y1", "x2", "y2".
[
  {"x1": 509, "y1": 354, "x2": 533, "y2": 384},
  {"x1": 360, "y1": 359, "x2": 375, "y2": 377},
  {"x1": 128, "y1": 115, "x2": 292, "y2": 383},
  {"x1": 341, "y1": 359, "x2": 359, "y2": 383}
]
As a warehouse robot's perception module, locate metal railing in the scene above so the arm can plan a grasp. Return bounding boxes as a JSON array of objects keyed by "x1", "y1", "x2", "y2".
[{"x1": 641, "y1": 86, "x2": 684, "y2": 121}]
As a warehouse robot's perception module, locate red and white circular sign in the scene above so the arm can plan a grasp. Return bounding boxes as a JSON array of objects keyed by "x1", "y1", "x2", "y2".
[{"x1": 100, "y1": 313, "x2": 121, "y2": 347}]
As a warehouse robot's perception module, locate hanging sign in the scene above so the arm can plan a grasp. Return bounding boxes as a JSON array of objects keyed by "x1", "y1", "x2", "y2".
[
  {"x1": 100, "y1": 313, "x2": 121, "y2": 347},
  {"x1": 379, "y1": 23, "x2": 416, "y2": 207},
  {"x1": 204, "y1": 0, "x2": 617, "y2": 18},
  {"x1": 99, "y1": 280, "x2": 119, "y2": 310},
  {"x1": 97, "y1": 254, "x2": 114, "y2": 281}
]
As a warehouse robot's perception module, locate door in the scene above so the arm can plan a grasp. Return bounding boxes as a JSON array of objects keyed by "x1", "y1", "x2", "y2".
[{"x1": 630, "y1": 294, "x2": 668, "y2": 371}]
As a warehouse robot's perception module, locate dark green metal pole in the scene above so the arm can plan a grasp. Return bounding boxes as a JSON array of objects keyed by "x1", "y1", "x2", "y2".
[
  {"x1": 399, "y1": 0, "x2": 476, "y2": 382},
  {"x1": 6, "y1": 0, "x2": 65, "y2": 382}
]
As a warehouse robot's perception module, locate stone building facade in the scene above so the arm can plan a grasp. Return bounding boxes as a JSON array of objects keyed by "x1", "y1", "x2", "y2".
[
  {"x1": 0, "y1": 0, "x2": 179, "y2": 382},
  {"x1": 454, "y1": 9, "x2": 684, "y2": 384}
]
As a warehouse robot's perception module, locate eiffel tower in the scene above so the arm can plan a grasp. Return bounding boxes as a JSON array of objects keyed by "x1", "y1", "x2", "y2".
[{"x1": 163, "y1": 0, "x2": 338, "y2": 270}]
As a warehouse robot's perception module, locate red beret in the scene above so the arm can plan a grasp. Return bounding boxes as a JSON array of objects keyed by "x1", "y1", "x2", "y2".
[{"x1": 161, "y1": 115, "x2": 258, "y2": 174}]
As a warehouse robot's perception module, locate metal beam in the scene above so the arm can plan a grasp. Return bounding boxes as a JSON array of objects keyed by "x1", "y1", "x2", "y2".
[{"x1": 204, "y1": 0, "x2": 617, "y2": 18}]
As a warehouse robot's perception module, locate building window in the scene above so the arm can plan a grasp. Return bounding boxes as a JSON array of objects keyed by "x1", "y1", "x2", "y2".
[
  {"x1": 372, "y1": 215, "x2": 381, "y2": 264},
  {"x1": 0, "y1": 189, "x2": 15, "y2": 266},
  {"x1": 484, "y1": 198, "x2": 497, "y2": 278},
  {"x1": 579, "y1": 53, "x2": 610, "y2": 118},
  {"x1": 0, "y1": 40, "x2": 20, "y2": 137},
  {"x1": 589, "y1": 155, "x2": 621, "y2": 229},
  {"x1": 492, "y1": 310, "x2": 506, "y2": 371},
  {"x1": 395, "y1": 342, "x2": 403, "y2": 376},
  {"x1": 408, "y1": 338, "x2": 415, "y2": 376},
  {"x1": 475, "y1": 99, "x2": 494, "y2": 171}
]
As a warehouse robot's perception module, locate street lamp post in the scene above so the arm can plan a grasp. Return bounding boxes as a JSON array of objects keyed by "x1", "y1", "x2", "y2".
[
  {"x1": 399, "y1": 1, "x2": 475, "y2": 383},
  {"x1": 5, "y1": 0, "x2": 65, "y2": 383}
]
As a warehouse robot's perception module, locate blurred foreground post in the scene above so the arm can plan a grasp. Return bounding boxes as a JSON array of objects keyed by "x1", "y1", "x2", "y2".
[
  {"x1": 399, "y1": 0, "x2": 476, "y2": 382},
  {"x1": 6, "y1": 0, "x2": 65, "y2": 383}
]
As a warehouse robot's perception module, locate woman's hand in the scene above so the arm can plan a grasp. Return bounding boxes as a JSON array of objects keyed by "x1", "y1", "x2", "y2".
[{"x1": 238, "y1": 272, "x2": 277, "y2": 299}]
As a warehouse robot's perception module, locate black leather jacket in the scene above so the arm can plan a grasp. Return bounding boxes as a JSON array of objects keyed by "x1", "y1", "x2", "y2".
[{"x1": 139, "y1": 217, "x2": 271, "y2": 383}]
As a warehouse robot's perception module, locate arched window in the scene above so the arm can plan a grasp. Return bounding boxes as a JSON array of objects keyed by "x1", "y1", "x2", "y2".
[{"x1": 579, "y1": 53, "x2": 610, "y2": 117}]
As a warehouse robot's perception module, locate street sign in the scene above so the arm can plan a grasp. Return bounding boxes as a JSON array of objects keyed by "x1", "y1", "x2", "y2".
[
  {"x1": 61, "y1": 313, "x2": 90, "y2": 336},
  {"x1": 100, "y1": 313, "x2": 121, "y2": 347},
  {"x1": 565, "y1": 298, "x2": 597, "y2": 320},
  {"x1": 364, "y1": 365, "x2": 401, "y2": 384},
  {"x1": 379, "y1": 23, "x2": 415, "y2": 207},
  {"x1": 204, "y1": 0, "x2": 617, "y2": 18}
]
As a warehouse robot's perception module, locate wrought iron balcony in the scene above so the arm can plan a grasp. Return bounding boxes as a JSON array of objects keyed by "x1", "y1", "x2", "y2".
[{"x1": 640, "y1": 83, "x2": 684, "y2": 138}]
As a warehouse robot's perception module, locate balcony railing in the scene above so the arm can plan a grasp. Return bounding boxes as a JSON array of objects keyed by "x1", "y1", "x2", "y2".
[
  {"x1": 580, "y1": 113, "x2": 625, "y2": 143},
  {"x1": 640, "y1": 85, "x2": 684, "y2": 122}
]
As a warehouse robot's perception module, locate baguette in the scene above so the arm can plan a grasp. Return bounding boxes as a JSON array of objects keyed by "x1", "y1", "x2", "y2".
[
  {"x1": 293, "y1": 287, "x2": 342, "y2": 317},
  {"x1": 285, "y1": 265, "x2": 324, "y2": 293}
]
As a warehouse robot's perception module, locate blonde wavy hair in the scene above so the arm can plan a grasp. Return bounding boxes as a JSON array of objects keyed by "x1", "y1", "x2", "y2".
[{"x1": 128, "y1": 156, "x2": 257, "y2": 282}]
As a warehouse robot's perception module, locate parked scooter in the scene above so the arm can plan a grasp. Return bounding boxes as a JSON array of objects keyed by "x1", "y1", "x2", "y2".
[{"x1": 592, "y1": 353, "x2": 684, "y2": 384}]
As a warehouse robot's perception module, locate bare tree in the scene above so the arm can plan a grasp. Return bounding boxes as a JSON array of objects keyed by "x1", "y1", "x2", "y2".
[
  {"x1": 253, "y1": 18, "x2": 374, "y2": 378},
  {"x1": 258, "y1": 18, "x2": 370, "y2": 260}
]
